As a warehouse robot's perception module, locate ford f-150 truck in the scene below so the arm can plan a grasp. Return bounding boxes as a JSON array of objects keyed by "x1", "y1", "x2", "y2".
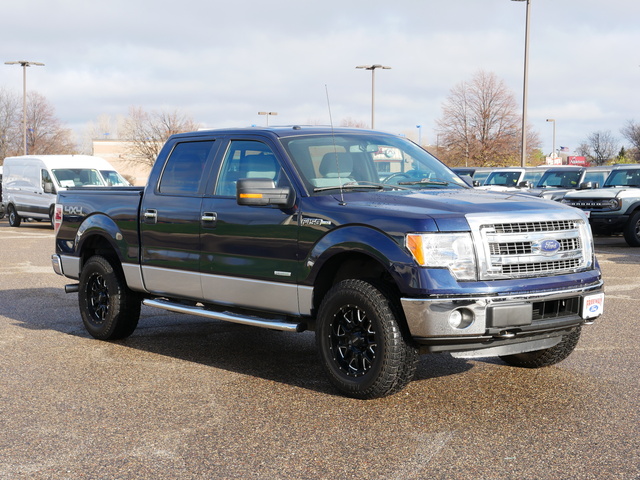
[{"x1": 51, "y1": 127, "x2": 605, "y2": 399}]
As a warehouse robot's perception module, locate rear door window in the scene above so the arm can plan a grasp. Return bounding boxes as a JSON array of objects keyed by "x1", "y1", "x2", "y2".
[{"x1": 158, "y1": 141, "x2": 215, "y2": 195}]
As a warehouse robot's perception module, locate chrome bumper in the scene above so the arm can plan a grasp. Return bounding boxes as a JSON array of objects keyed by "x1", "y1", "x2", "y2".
[
  {"x1": 51, "y1": 254, "x2": 81, "y2": 279},
  {"x1": 401, "y1": 281, "x2": 604, "y2": 342}
]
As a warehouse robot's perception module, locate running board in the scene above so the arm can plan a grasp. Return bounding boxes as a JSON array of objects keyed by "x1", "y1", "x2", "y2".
[{"x1": 143, "y1": 298, "x2": 307, "y2": 333}]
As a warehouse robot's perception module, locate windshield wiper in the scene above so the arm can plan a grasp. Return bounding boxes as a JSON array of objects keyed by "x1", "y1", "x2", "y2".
[
  {"x1": 313, "y1": 182, "x2": 386, "y2": 193},
  {"x1": 313, "y1": 180, "x2": 416, "y2": 193},
  {"x1": 398, "y1": 179, "x2": 449, "y2": 186}
]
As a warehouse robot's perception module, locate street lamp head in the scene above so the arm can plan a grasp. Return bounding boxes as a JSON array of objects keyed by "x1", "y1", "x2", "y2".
[
  {"x1": 546, "y1": 118, "x2": 555, "y2": 122},
  {"x1": 5, "y1": 60, "x2": 45, "y2": 67},
  {"x1": 356, "y1": 64, "x2": 392, "y2": 70}
]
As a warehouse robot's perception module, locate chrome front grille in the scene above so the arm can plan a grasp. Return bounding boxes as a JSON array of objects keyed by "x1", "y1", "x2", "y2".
[
  {"x1": 468, "y1": 211, "x2": 593, "y2": 281},
  {"x1": 492, "y1": 220, "x2": 576, "y2": 233},
  {"x1": 489, "y1": 237, "x2": 581, "y2": 256}
]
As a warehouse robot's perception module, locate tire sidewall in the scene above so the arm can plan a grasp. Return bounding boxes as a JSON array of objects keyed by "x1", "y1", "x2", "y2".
[
  {"x1": 316, "y1": 280, "x2": 394, "y2": 397},
  {"x1": 79, "y1": 256, "x2": 122, "y2": 339},
  {"x1": 623, "y1": 211, "x2": 640, "y2": 247},
  {"x1": 8, "y1": 205, "x2": 20, "y2": 227}
]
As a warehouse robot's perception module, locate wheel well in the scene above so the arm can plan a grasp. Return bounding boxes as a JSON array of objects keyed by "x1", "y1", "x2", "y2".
[
  {"x1": 312, "y1": 252, "x2": 399, "y2": 314},
  {"x1": 79, "y1": 234, "x2": 122, "y2": 274}
]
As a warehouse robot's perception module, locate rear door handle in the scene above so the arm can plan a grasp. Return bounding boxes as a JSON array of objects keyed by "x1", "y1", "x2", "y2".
[{"x1": 143, "y1": 209, "x2": 158, "y2": 224}]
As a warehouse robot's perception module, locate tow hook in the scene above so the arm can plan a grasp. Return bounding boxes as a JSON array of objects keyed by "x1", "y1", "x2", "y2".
[{"x1": 494, "y1": 330, "x2": 517, "y2": 339}]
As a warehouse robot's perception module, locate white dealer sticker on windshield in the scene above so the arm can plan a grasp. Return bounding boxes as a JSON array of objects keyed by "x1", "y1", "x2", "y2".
[{"x1": 582, "y1": 293, "x2": 604, "y2": 319}]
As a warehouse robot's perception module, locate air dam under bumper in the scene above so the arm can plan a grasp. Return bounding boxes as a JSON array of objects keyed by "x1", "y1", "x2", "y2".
[{"x1": 401, "y1": 282, "x2": 604, "y2": 354}]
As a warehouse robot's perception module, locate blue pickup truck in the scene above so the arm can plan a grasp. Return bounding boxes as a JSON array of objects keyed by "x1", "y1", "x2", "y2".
[{"x1": 51, "y1": 126, "x2": 604, "y2": 398}]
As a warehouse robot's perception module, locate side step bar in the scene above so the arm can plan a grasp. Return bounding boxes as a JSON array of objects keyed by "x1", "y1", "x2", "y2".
[{"x1": 143, "y1": 298, "x2": 307, "y2": 333}]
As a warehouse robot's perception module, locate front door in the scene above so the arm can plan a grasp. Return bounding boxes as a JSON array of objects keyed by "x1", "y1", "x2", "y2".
[{"x1": 199, "y1": 138, "x2": 300, "y2": 314}]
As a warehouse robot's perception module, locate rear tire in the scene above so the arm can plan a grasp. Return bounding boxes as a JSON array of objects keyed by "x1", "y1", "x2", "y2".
[
  {"x1": 499, "y1": 327, "x2": 581, "y2": 368},
  {"x1": 316, "y1": 279, "x2": 418, "y2": 399},
  {"x1": 78, "y1": 255, "x2": 141, "y2": 340},
  {"x1": 8, "y1": 205, "x2": 21, "y2": 227}
]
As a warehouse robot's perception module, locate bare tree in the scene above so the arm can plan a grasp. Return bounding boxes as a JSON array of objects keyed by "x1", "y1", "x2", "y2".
[
  {"x1": 121, "y1": 107, "x2": 200, "y2": 166},
  {"x1": 435, "y1": 70, "x2": 540, "y2": 167},
  {"x1": 26, "y1": 92, "x2": 77, "y2": 155},
  {"x1": 0, "y1": 90, "x2": 76, "y2": 160},
  {"x1": 583, "y1": 130, "x2": 618, "y2": 166},
  {"x1": 0, "y1": 87, "x2": 22, "y2": 162},
  {"x1": 340, "y1": 117, "x2": 368, "y2": 128},
  {"x1": 621, "y1": 120, "x2": 640, "y2": 162}
]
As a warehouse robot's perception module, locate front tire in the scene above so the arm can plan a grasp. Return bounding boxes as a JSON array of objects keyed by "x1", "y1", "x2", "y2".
[
  {"x1": 623, "y1": 210, "x2": 640, "y2": 247},
  {"x1": 8, "y1": 205, "x2": 21, "y2": 227},
  {"x1": 499, "y1": 327, "x2": 581, "y2": 368},
  {"x1": 316, "y1": 279, "x2": 418, "y2": 399},
  {"x1": 78, "y1": 255, "x2": 141, "y2": 340}
]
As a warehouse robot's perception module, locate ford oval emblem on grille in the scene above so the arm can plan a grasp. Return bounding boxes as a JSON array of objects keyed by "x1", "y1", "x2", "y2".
[{"x1": 540, "y1": 239, "x2": 561, "y2": 253}]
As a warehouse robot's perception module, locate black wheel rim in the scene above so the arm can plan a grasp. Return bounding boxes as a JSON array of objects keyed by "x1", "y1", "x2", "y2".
[
  {"x1": 87, "y1": 273, "x2": 109, "y2": 324},
  {"x1": 330, "y1": 304, "x2": 377, "y2": 377}
]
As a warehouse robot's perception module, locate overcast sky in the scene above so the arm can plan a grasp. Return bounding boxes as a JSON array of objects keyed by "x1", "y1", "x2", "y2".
[{"x1": 3, "y1": 0, "x2": 639, "y2": 157}]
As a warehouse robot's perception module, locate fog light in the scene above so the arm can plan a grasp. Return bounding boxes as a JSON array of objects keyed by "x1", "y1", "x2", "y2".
[{"x1": 448, "y1": 308, "x2": 474, "y2": 330}]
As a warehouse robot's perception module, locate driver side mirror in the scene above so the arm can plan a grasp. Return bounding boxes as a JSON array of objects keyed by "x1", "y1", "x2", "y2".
[{"x1": 237, "y1": 178, "x2": 295, "y2": 209}]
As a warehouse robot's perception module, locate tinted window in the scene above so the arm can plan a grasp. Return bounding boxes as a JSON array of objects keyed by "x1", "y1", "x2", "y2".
[{"x1": 159, "y1": 141, "x2": 215, "y2": 195}]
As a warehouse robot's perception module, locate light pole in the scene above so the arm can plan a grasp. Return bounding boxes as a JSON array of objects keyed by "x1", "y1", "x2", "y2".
[
  {"x1": 5, "y1": 60, "x2": 45, "y2": 155},
  {"x1": 546, "y1": 118, "x2": 556, "y2": 160},
  {"x1": 511, "y1": 0, "x2": 530, "y2": 167},
  {"x1": 416, "y1": 125, "x2": 422, "y2": 146},
  {"x1": 258, "y1": 111, "x2": 278, "y2": 126},
  {"x1": 356, "y1": 64, "x2": 391, "y2": 129}
]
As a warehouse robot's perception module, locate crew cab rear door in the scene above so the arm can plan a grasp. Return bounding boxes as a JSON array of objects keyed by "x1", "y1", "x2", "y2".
[
  {"x1": 139, "y1": 139, "x2": 218, "y2": 300},
  {"x1": 199, "y1": 137, "x2": 300, "y2": 314}
]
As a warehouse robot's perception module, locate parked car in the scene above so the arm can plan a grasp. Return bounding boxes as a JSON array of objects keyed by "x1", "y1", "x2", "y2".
[
  {"x1": 563, "y1": 164, "x2": 640, "y2": 246},
  {"x1": 2, "y1": 155, "x2": 126, "y2": 227},
  {"x1": 451, "y1": 167, "x2": 494, "y2": 187},
  {"x1": 52, "y1": 126, "x2": 604, "y2": 399},
  {"x1": 527, "y1": 166, "x2": 611, "y2": 201},
  {"x1": 477, "y1": 167, "x2": 550, "y2": 192}
]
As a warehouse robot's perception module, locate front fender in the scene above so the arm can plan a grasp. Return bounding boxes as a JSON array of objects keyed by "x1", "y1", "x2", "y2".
[{"x1": 302, "y1": 225, "x2": 421, "y2": 291}]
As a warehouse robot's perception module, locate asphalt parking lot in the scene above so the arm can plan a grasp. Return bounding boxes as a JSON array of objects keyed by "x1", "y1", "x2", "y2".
[{"x1": 0, "y1": 220, "x2": 638, "y2": 480}]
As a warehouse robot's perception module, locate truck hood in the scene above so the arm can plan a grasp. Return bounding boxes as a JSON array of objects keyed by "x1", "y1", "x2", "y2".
[
  {"x1": 330, "y1": 188, "x2": 578, "y2": 231},
  {"x1": 564, "y1": 187, "x2": 639, "y2": 200}
]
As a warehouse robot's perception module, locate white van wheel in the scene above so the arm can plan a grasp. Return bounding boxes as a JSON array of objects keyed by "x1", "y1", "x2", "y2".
[{"x1": 8, "y1": 205, "x2": 21, "y2": 227}]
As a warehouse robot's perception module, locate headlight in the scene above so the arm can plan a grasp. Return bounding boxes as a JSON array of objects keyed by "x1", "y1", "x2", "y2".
[
  {"x1": 603, "y1": 198, "x2": 621, "y2": 210},
  {"x1": 406, "y1": 232, "x2": 477, "y2": 281}
]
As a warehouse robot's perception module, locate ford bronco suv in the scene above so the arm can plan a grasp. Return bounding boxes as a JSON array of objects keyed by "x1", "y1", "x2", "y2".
[{"x1": 563, "y1": 164, "x2": 640, "y2": 246}]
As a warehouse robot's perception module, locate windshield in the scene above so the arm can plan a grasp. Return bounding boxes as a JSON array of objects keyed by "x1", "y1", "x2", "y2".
[
  {"x1": 279, "y1": 133, "x2": 467, "y2": 193},
  {"x1": 483, "y1": 170, "x2": 522, "y2": 187},
  {"x1": 603, "y1": 169, "x2": 640, "y2": 187},
  {"x1": 51, "y1": 168, "x2": 106, "y2": 187},
  {"x1": 536, "y1": 170, "x2": 581, "y2": 188},
  {"x1": 100, "y1": 170, "x2": 130, "y2": 186}
]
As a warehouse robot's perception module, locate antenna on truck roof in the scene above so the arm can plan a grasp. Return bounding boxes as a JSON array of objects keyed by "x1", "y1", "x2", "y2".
[{"x1": 325, "y1": 84, "x2": 346, "y2": 205}]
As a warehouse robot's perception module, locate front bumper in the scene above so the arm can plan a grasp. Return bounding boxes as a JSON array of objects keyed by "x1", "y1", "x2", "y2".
[
  {"x1": 588, "y1": 214, "x2": 628, "y2": 234},
  {"x1": 401, "y1": 281, "x2": 604, "y2": 354}
]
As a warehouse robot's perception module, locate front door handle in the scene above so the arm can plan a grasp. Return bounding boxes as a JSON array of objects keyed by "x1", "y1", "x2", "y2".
[{"x1": 201, "y1": 212, "x2": 217, "y2": 226}]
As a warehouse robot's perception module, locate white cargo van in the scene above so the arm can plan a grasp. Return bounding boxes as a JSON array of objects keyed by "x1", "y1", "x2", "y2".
[{"x1": 2, "y1": 155, "x2": 124, "y2": 227}]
